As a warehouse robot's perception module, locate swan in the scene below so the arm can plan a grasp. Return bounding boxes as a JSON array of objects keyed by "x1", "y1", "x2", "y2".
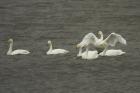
[
  {"x1": 77, "y1": 47, "x2": 99, "y2": 60},
  {"x1": 90, "y1": 31, "x2": 126, "y2": 56},
  {"x1": 99, "y1": 49, "x2": 125, "y2": 56},
  {"x1": 7, "y1": 39, "x2": 30, "y2": 55},
  {"x1": 46, "y1": 40, "x2": 69, "y2": 55},
  {"x1": 76, "y1": 32, "x2": 98, "y2": 58}
]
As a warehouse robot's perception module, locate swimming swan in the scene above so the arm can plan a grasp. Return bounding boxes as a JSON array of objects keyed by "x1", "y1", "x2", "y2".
[
  {"x1": 46, "y1": 40, "x2": 69, "y2": 55},
  {"x1": 77, "y1": 47, "x2": 99, "y2": 60},
  {"x1": 93, "y1": 31, "x2": 126, "y2": 55},
  {"x1": 7, "y1": 39, "x2": 30, "y2": 55},
  {"x1": 99, "y1": 49, "x2": 125, "y2": 56}
]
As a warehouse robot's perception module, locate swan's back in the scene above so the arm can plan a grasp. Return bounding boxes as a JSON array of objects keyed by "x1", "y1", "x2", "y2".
[
  {"x1": 10, "y1": 49, "x2": 30, "y2": 55},
  {"x1": 47, "y1": 49, "x2": 69, "y2": 55},
  {"x1": 100, "y1": 49, "x2": 125, "y2": 56},
  {"x1": 81, "y1": 51, "x2": 99, "y2": 60}
]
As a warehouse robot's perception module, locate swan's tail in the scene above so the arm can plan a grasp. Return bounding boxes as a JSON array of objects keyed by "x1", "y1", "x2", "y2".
[{"x1": 22, "y1": 51, "x2": 30, "y2": 54}]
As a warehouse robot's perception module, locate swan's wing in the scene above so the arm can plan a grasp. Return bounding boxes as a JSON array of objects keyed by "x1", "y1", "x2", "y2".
[
  {"x1": 80, "y1": 33, "x2": 95, "y2": 43},
  {"x1": 89, "y1": 34, "x2": 99, "y2": 44},
  {"x1": 77, "y1": 33, "x2": 98, "y2": 47},
  {"x1": 83, "y1": 33, "x2": 95, "y2": 39},
  {"x1": 104, "y1": 33, "x2": 127, "y2": 47}
]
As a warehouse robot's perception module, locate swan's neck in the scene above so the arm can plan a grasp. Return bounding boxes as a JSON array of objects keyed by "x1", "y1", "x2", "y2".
[
  {"x1": 7, "y1": 42, "x2": 13, "y2": 55},
  {"x1": 85, "y1": 47, "x2": 89, "y2": 57},
  {"x1": 78, "y1": 47, "x2": 82, "y2": 56},
  {"x1": 48, "y1": 43, "x2": 53, "y2": 51},
  {"x1": 99, "y1": 33, "x2": 103, "y2": 40}
]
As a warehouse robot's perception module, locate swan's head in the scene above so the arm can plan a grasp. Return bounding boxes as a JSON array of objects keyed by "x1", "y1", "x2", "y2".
[
  {"x1": 98, "y1": 31, "x2": 103, "y2": 40},
  {"x1": 98, "y1": 31, "x2": 103, "y2": 36},
  {"x1": 8, "y1": 39, "x2": 13, "y2": 43},
  {"x1": 48, "y1": 40, "x2": 52, "y2": 44},
  {"x1": 76, "y1": 43, "x2": 87, "y2": 48}
]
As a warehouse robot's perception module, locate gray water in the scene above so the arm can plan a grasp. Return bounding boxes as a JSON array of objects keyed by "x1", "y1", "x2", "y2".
[{"x1": 0, "y1": 0, "x2": 140, "y2": 93}]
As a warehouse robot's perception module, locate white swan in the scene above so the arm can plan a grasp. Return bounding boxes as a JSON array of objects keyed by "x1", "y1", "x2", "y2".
[
  {"x1": 99, "y1": 49, "x2": 125, "y2": 56},
  {"x1": 77, "y1": 31, "x2": 126, "y2": 57},
  {"x1": 46, "y1": 40, "x2": 69, "y2": 55},
  {"x1": 7, "y1": 39, "x2": 30, "y2": 55},
  {"x1": 76, "y1": 32, "x2": 98, "y2": 59},
  {"x1": 90, "y1": 31, "x2": 126, "y2": 55},
  {"x1": 77, "y1": 47, "x2": 98, "y2": 60}
]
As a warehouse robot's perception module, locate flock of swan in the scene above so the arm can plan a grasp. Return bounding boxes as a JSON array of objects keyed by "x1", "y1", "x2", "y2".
[{"x1": 7, "y1": 31, "x2": 127, "y2": 60}]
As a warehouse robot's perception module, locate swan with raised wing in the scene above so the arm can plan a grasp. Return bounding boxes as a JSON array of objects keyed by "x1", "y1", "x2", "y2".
[
  {"x1": 7, "y1": 39, "x2": 30, "y2": 55},
  {"x1": 77, "y1": 31, "x2": 127, "y2": 56},
  {"x1": 93, "y1": 31, "x2": 127, "y2": 56},
  {"x1": 76, "y1": 32, "x2": 98, "y2": 58}
]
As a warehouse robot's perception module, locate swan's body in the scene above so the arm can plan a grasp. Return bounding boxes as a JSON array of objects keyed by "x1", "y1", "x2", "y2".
[
  {"x1": 7, "y1": 49, "x2": 30, "y2": 55},
  {"x1": 47, "y1": 49, "x2": 69, "y2": 55},
  {"x1": 77, "y1": 47, "x2": 99, "y2": 60},
  {"x1": 7, "y1": 39, "x2": 30, "y2": 55},
  {"x1": 99, "y1": 49, "x2": 125, "y2": 56},
  {"x1": 47, "y1": 40, "x2": 69, "y2": 55}
]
